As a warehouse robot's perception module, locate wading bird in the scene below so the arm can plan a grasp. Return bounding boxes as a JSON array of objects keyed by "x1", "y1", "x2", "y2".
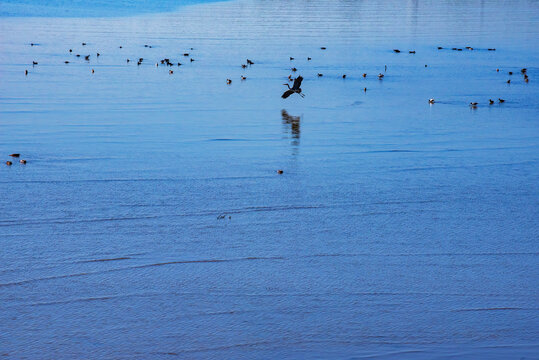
[{"x1": 282, "y1": 76, "x2": 304, "y2": 98}]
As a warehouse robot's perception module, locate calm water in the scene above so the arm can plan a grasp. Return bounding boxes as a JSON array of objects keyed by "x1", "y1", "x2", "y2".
[{"x1": 1, "y1": 0, "x2": 538, "y2": 358}]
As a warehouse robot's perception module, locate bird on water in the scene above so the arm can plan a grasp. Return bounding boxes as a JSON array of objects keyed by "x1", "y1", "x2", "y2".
[{"x1": 282, "y1": 76, "x2": 304, "y2": 98}]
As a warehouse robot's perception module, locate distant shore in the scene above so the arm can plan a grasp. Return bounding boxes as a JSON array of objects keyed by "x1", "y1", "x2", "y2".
[{"x1": 0, "y1": 0, "x2": 229, "y2": 18}]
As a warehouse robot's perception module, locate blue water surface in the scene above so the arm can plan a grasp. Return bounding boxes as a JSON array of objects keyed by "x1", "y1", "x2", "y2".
[{"x1": 0, "y1": 0, "x2": 538, "y2": 359}]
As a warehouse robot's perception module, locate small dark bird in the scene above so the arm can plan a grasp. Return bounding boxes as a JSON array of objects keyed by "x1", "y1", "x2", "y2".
[
  {"x1": 470, "y1": 102, "x2": 478, "y2": 107},
  {"x1": 127, "y1": 59, "x2": 130, "y2": 63},
  {"x1": 119, "y1": 46, "x2": 123, "y2": 48},
  {"x1": 288, "y1": 75, "x2": 293, "y2": 81},
  {"x1": 409, "y1": 50, "x2": 416, "y2": 54},
  {"x1": 247, "y1": 59, "x2": 254, "y2": 65},
  {"x1": 177, "y1": 62, "x2": 181, "y2": 66},
  {"x1": 169, "y1": 70, "x2": 173, "y2": 74},
  {"x1": 489, "y1": 99, "x2": 494, "y2": 105},
  {"x1": 20, "y1": 159, "x2": 26, "y2": 164},
  {"x1": 508, "y1": 71, "x2": 513, "y2": 75},
  {"x1": 6, "y1": 161, "x2": 12, "y2": 166},
  {"x1": 85, "y1": 55, "x2": 90, "y2": 61},
  {"x1": 291, "y1": 67, "x2": 297, "y2": 72},
  {"x1": 521, "y1": 68, "x2": 527, "y2": 73},
  {"x1": 488, "y1": 48, "x2": 496, "y2": 51},
  {"x1": 437, "y1": 46, "x2": 443, "y2": 50},
  {"x1": 498, "y1": 98, "x2": 505, "y2": 103},
  {"x1": 9, "y1": 154, "x2": 20, "y2": 157},
  {"x1": 290, "y1": 57, "x2": 294, "y2": 61},
  {"x1": 190, "y1": 58, "x2": 195, "y2": 62},
  {"x1": 425, "y1": 64, "x2": 428, "y2": 67},
  {"x1": 457, "y1": 48, "x2": 463, "y2": 51},
  {"x1": 282, "y1": 76, "x2": 304, "y2": 98},
  {"x1": 429, "y1": 98, "x2": 435, "y2": 104},
  {"x1": 317, "y1": 73, "x2": 323, "y2": 77},
  {"x1": 241, "y1": 64, "x2": 247, "y2": 69},
  {"x1": 25, "y1": 70, "x2": 28, "y2": 75},
  {"x1": 307, "y1": 57, "x2": 311, "y2": 60},
  {"x1": 277, "y1": 170, "x2": 284, "y2": 174},
  {"x1": 342, "y1": 74, "x2": 346, "y2": 79},
  {"x1": 507, "y1": 80, "x2": 511, "y2": 84},
  {"x1": 76, "y1": 54, "x2": 80, "y2": 57},
  {"x1": 241, "y1": 76, "x2": 246, "y2": 80},
  {"x1": 465, "y1": 46, "x2": 472, "y2": 50},
  {"x1": 30, "y1": 43, "x2": 35, "y2": 46},
  {"x1": 82, "y1": 42, "x2": 86, "y2": 46},
  {"x1": 525, "y1": 77, "x2": 529, "y2": 83},
  {"x1": 496, "y1": 68, "x2": 499, "y2": 72},
  {"x1": 362, "y1": 73, "x2": 367, "y2": 78},
  {"x1": 378, "y1": 73, "x2": 384, "y2": 79},
  {"x1": 393, "y1": 49, "x2": 401, "y2": 53},
  {"x1": 65, "y1": 61, "x2": 70, "y2": 64},
  {"x1": 69, "y1": 49, "x2": 72, "y2": 52},
  {"x1": 97, "y1": 53, "x2": 100, "y2": 57},
  {"x1": 144, "y1": 44, "x2": 149, "y2": 47},
  {"x1": 91, "y1": 69, "x2": 94, "y2": 73},
  {"x1": 33, "y1": 61, "x2": 38, "y2": 65},
  {"x1": 320, "y1": 47, "x2": 326, "y2": 50},
  {"x1": 452, "y1": 48, "x2": 458, "y2": 50},
  {"x1": 226, "y1": 79, "x2": 232, "y2": 85},
  {"x1": 364, "y1": 87, "x2": 367, "y2": 92},
  {"x1": 183, "y1": 53, "x2": 189, "y2": 57}
]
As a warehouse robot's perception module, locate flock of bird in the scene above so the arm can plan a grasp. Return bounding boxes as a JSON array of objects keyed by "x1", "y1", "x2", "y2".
[
  {"x1": 23, "y1": 42, "x2": 528, "y2": 105},
  {"x1": 4, "y1": 153, "x2": 26, "y2": 166}
]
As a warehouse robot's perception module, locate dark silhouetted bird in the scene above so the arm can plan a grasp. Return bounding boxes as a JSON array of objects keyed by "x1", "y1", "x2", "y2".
[{"x1": 282, "y1": 76, "x2": 304, "y2": 98}]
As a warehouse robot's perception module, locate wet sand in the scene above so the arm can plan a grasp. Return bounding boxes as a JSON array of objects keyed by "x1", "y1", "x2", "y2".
[{"x1": 0, "y1": 0, "x2": 538, "y2": 358}]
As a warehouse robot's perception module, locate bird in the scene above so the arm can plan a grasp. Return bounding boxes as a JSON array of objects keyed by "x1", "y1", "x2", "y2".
[
  {"x1": 363, "y1": 87, "x2": 367, "y2": 92},
  {"x1": 488, "y1": 48, "x2": 496, "y2": 51},
  {"x1": 498, "y1": 98, "x2": 505, "y2": 103},
  {"x1": 183, "y1": 53, "x2": 189, "y2": 57},
  {"x1": 342, "y1": 74, "x2": 346, "y2": 79},
  {"x1": 521, "y1": 68, "x2": 527, "y2": 73},
  {"x1": 69, "y1": 49, "x2": 72, "y2": 52},
  {"x1": 291, "y1": 67, "x2": 297, "y2": 72},
  {"x1": 97, "y1": 53, "x2": 100, "y2": 57},
  {"x1": 241, "y1": 76, "x2": 247, "y2": 80},
  {"x1": 470, "y1": 102, "x2": 478, "y2": 107},
  {"x1": 437, "y1": 46, "x2": 443, "y2": 50},
  {"x1": 393, "y1": 49, "x2": 401, "y2": 53},
  {"x1": 282, "y1": 76, "x2": 304, "y2": 98},
  {"x1": 91, "y1": 69, "x2": 94, "y2": 73},
  {"x1": 82, "y1": 42, "x2": 86, "y2": 46},
  {"x1": 64, "y1": 61, "x2": 70, "y2": 64},
  {"x1": 76, "y1": 54, "x2": 80, "y2": 57},
  {"x1": 25, "y1": 70, "x2": 28, "y2": 75},
  {"x1": 507, "y1": 80, "x2": 511, "y2": 84},
  {"x1": 525, "y1": 77, "x2": 529, "y2": 83},
  {"x1": 409, "y1": 50, "x2": 416, "y2": 54},
  {"x1": 226, "y1": 79, "x2": 232, "y2": 85},
  {"x1": 85, "y1": 55, "x2": 90, "y2": 61},
  {"x1": 20, "y1": 159, "x2": 26, "y2": 164},
  {"x1": 290, "y1": 57, "x2": 294, "y2": 61},
  {"x1": 169, "y1": 70, "x2": 173, "y2": 74},
  {"x1": 320, "y1": 47, "x2": 326, "y2": 50},
  {"x1": 317, "y1": 73, "x2": 323, "y2": 77},
  {"x1": 489, "y1": 99, "x2": 494, "y2": 105},
  {"x1": 378, "y1": 73, "x2": 384, "y2": 79},
  {"x1": 496, "y1": 68, "x2": 499, "y2": 72},
  {"x1": 277, "y1": 170, "x2": 284, "y2": 174},
  {"x1": 32, "y1": 61, "x2": 38, "y2": 65},
  {"x1": 247, "y1": 59, "x2": 254, "y2": 65},
  {"x1": 508, "y1": 71, "x2": 513, "y2": 75},
  {"x1": 307, "y1": 57, "x2": 311, "y2": 60},
  {"x1": 190, "y1": 58, "x2": 195, "y2": 62},
  {"x1": 362, "y1": 73, "x2": 367, "y2": 78},
  {"x1": 119, "y1": 46, "x2": 123, "y2": 48},
  {"x1": 429, "y1": 98, "x2": 435, "y2": 104},
  {"x1": 241, "y1": 64, "x2": 247, "y2": 69},
  {"x1": 127, "y1": 59, "x2": 130, "y2": 63},
  {"x1": 9, "y1": 154, "x2": 20, "y2": 157},
  {"x1": 6, "y1": 161, "x2": 12, "y2": 166}
]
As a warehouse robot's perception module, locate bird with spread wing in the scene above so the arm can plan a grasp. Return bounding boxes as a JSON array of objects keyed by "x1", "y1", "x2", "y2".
[{"x1": 282, "y1": 76, "x2": 304, "y2": 98}]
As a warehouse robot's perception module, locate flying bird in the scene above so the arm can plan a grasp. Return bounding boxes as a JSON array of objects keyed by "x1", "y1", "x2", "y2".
[{"x1": 282, "y1": 76, "x2": 304, "y2": 98}]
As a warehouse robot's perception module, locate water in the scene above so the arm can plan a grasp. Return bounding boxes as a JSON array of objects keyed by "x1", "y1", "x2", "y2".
[{"x1": 0, "y1": 0, "x2": 538, "y2": 358}]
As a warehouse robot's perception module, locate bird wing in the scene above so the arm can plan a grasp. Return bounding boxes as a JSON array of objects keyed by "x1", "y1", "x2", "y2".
[
  {"x1": 292, "y1": 76, "x2": 303, "y2": 90},
  {"x1": 281, "y1": 89, "x2": 295, "y2": 99}
]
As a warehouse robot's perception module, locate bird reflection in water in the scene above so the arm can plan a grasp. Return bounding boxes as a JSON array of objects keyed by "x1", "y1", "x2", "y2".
[{"x1": 281, "y1": 110, "x2": 301, "y2": 149}]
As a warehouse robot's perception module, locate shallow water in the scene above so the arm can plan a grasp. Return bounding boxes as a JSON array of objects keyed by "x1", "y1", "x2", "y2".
[{"x1": 0, "y1": 0, "x2": 538, "y2": 358}]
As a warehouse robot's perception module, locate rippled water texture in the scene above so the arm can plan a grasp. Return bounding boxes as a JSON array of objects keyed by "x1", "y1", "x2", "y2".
[{"x1": 0, "y1": 0, "x2": 538, "y2": 358}]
